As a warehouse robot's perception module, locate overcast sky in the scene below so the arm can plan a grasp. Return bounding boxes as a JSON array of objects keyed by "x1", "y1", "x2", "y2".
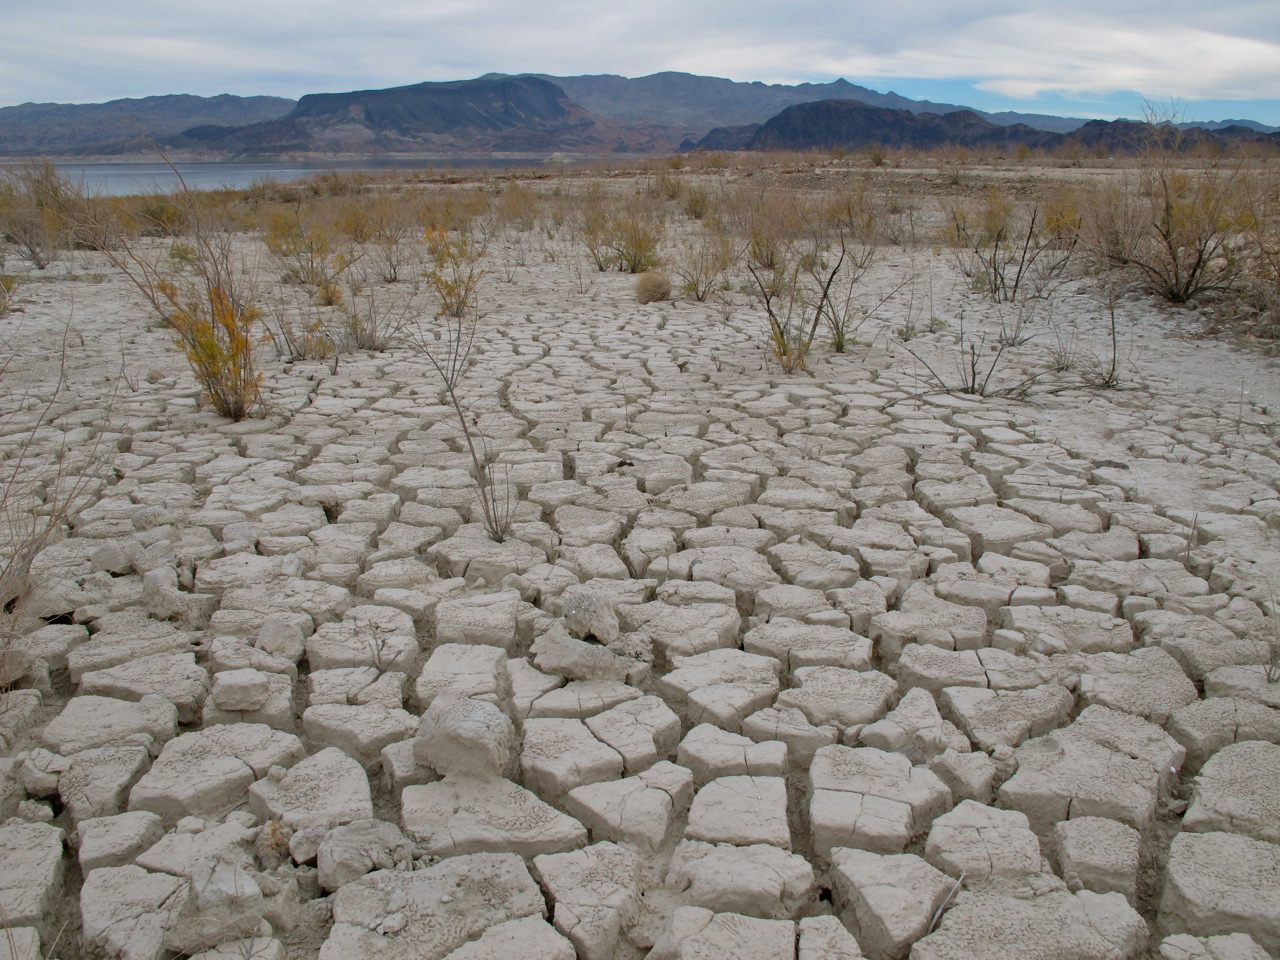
[{"x1": 5, "y1": 0, "x2": 1280, "y2": 124}]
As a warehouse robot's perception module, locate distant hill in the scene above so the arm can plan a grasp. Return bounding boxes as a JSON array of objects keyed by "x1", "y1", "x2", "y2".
[
  {"x1": 731, "y1": 100, "x2": 1057, "y2": 152},
  {"x1": 699, "y1": 99, "x2": 1278, "y2": 155},
  {"x1": 492, "y1": 71, "x2": 1094, "y2": 138},
  {"x1": 0, "y1": 94, "x2": 295, "y2": 155},
  {"x1": 498, "y1": 72, "x2": 991, "y2": 133},
  {"x1": 1175, "y1": 118, "x2": 1279, "y2": 134},
  {"x1": 162, "y1": 75, "x2": 661, "y2": 156},
  {"x1": 3, "y1": 73, "x2": 1275, "y2": 159}
]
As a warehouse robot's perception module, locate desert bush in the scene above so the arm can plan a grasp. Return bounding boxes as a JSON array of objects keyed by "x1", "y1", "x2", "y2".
[
  {"x1": 97, "y1": 172, "x2": 263, "y2": 420},
  {"x1": 1132, "y1": 160, "x2": 1253, "y2": 302},
  {"x1": 159, "y1": 259, "x2": 263, "y2": 419},
  {"x1": 1077, "y1": 289, "x2": 1125, "y2": 389},
  {"x1": 635, "y1": 270, "x2": 672, "y2": 304},
  {"x1": 338, "y1": 277, "x2": 421, "y2": 351},
  {"x1": 682, "y1": 185, "x2": 712, "y2": 220},
  {"x1": 417, "y1": 187, "x2": 491, "y2": 235},
  {"x1": 332, "y1": 193, "x2": 427, "y2": 284},
  {"x1": 1077, "y1": 124, "x2": 1258, "y2": 303},
  {"x1": 121, "y1": 192, "x2": 190, "y2": 237},
  {"x1": 722, "y1": 185, "x2": 813, "y2": 273},
  {"x1": 410, "y1": 311, "x2": 510, "y2": 544},
  {"x1": 651, "y1": 171, "x2": 683, "y2": 201},
  {"x1": 746, "y1": 227, "x2": 853, "y2": 373},
  {"x1": 263, "y1": 201, "x2": 358, "y2": 305},
  {"x1": 264, "y1": 299, "x2": 334, "y2": 361},
  {"x1": 579, "y1": 203, "x2": 617, "y2": 272},
  {"x1": 0, "y1": 161, "x2": 80, "y2": 269},
  {"x1": 674, "y1": 232, "x2": 735, "y2": 302},
  {"x1": 893, "y1": 322, "x2": 1044, "y2": 404},
  {"x1": 424, "y1": 228, "x2": 486, "y2": 318},
  {"x1": 606, "y1": 196, "x2": 664, "y2": 274},
  {"x1": 825, "y1": 182, "x2": 881, "y2": 242},
  {"x1": 494, "y1": 182, "x2": 542, "y2": 232},
  {"x1": 0, "y1": 275, "x2": 19, "y2": 316},
  {"x1": 947, "y1": 190, "x2": 1075, "y2": 302}
]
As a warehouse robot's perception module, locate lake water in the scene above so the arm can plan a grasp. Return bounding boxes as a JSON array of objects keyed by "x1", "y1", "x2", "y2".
[{"x1": 40, "y1": 157, "x2": 549, "y2": 197}]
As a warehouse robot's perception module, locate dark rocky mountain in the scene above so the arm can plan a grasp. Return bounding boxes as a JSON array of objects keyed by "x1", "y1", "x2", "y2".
[
  {"x1": 0, "y1": 94, "x2": 294, "y2": 155},
  {"x1": 1176, "y1": 118, "x2": 1279, "y2": 134},
  {"x1": 161, "y1": 75, "x2": 663, "y2": 157},
  {"x1": 491, "y1": 71, "x2": 1102, "y2": 138},
  {"x1": 4, "y1": 73, "x2": 1275, "y2": 159},
  {"x1": 699, "y1": 98, "x2": 1280, "y2": 156},
  {"x1": 493, "y1": 72, "x2": 992, "y2": 134},
  {"x1": 719, "y1": 100, "x2": 1058, "y2": 152}
]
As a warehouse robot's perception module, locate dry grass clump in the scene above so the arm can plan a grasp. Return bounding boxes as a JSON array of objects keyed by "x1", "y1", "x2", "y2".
[
  {"x1": 635, "y1": 270, "x2": 672, "y2": 304},
  {"x1": 0, "y1": 160, "x2": 100, "y2": 268},
  {"x1": 674, "y1": 234, "x2": 734, "y2": 302},
  {"x1": 263, "y1": 201, "x2": 357, "y2": 305},
  {"x1": 92, "y1": 165, "x2": 264, "y2": 421},
  {"x1": 1071, "y1": 120, "x2": 1264, "y2": 308},
  {"x1": 575, "y1": 187, "x2": 665, "y2": 274},
  {"x1": 0, "y1": 275, "x2": 19, "y2": 317},
  {"x1": 943, "y1": 187, "x2": 1076, "y2": 302}
]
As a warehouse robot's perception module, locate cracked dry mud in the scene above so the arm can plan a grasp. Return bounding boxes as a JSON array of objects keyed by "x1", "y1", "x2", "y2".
[{"x1": 2, "y1": 205, "x2": 1280, "y2": 960}]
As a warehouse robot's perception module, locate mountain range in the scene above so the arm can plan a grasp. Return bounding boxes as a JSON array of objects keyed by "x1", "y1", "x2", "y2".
[{"x1": 1, "y1": 72, "x2": 1276, "y2": 159}]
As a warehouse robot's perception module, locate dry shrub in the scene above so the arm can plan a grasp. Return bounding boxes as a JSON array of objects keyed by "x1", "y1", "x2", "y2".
[
  {"x1": 635, "y1": 270, "x2": 672, "y2": 304},
  {"x1": 674, "y1": 232, "x2": 735, "y2": 302},
  {"x1": 1, "y1": 329, "x2": 110, "y2": 685},
  {"x1": 682, "y1": 185, "x2": 712, "y2": 220},
  {"x1": 1075, "y1": 124, "x2": 1260, "y2": 304},
  {"x1": 494, "y1": 182, "x2": 542, "y2": 232},
  {"x1": 575, "y1": 184, "x2": 619, "y2": 271},
  {"x1": 97, "y1": 182, "x2": 264, "y2": 421},
  {"x1": 263, "y1": 201, "x2": 358, "y2": 303},
  {"x1": 424, "y1": 228, "x2": 485, "y2": 318},
  {"x1": 264, "y1": 300, "x2": 333, "y2": 361},
  {"x1": 163, "y1": 276, "x2": 262, "y2": 419},
  {"x1": 0, "y1": 161, "x2": 86, "y2": 268},
  {"x1": 339, "y1": 278, "x2": 421, "y2": 351},
  {"x1": 607, "y1": 195, "x2": 665, "y2": 274},
  {"x1": 721, "y1": 185, "x2": 812, "y2": 272},
  {"x1": 945, "y1": 188, "x2": 1075, "y2": 302},
  {"x1": 0, "y1": 275, "x2": 19, "y2": 316}
]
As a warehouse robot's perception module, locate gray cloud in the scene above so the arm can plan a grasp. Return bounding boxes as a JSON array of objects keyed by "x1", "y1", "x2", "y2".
[{"x1": 3, "y1": 0, "x2": 1277, "y2": 118}]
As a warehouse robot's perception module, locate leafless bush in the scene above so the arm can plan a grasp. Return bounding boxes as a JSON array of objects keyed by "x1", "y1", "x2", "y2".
[
  {"x1": 1, "y1": 325, "x2": 110, "y2": 686},
  {"x1": 996, "y1": 297, "x2": 1049, "y2": 347},
  {"x1": 674, "y1": 231, "x2": 736, "y2": 302},
  {"x1": 338, "y1": 278, "x2": 421, "y2": 351},
  {"x1": 1044, "y1": 319, "x2": 1081, "y2": 372},
  {"x1": 0, "y1": 275, "x2": 20, "y2": 317},
  {"x1": 746, "y1": 227, "x2": 852, "y2": 373},
  {"x1": 410, "y1": 254, "x2": 509, "y2": 542},
  {"x1": 1078, "y1": 290, "x2": 1124, "y2": 389},
  {"x1": 93, "y1": 167, "x2": 264, "y2": 421},
  {"x1": 891, "y1": 318, "x2": 1044, "y2": 406},
  {"x1": 948, "y1": 195, "x2": 1075, "y2": 302},
  {"x1": 410, "y1": 311, "x2": 511, "y2": 543},
  {"x1": 263, "y1": 300, "x2": 334, "y2": 361}
]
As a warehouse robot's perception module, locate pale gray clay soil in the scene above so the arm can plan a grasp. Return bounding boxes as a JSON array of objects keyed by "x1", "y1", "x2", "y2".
[{"x1": 1, "y1": 201, "x2": 1278, "y2": 960}]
